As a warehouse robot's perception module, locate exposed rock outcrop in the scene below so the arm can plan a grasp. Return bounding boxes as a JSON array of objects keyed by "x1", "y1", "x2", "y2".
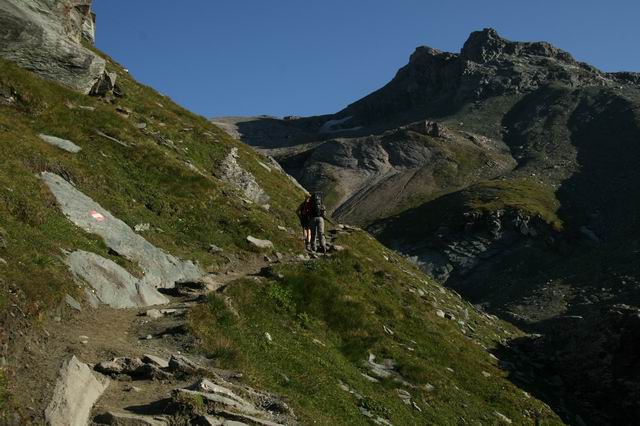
[
  {"x1": 0, "y1": 0, "x2": 106, "y2": 94},
  {"x1": 218, "y1": 147, "x2": 271, "y2": 208},
  {"x1": 42, "y1": 172, "x2": 203, "y2": 289}
]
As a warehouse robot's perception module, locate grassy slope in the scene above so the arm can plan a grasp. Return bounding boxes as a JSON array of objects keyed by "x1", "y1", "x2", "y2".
[
  {"x1": 0, "y1": 54, "x2": 563, "y2": 423},
  {"x1": 0, "y1": 55, "x2": 303, "y2": 413},
  {"x1": 374, "y1": 177, "x2": 561, "y2": 248},
  {"x1": 0, "y1": 54, "x2": 305, "y2": 308},
  {"x1": 190, "y1": 231, "x2": 563, "y2": 425}
]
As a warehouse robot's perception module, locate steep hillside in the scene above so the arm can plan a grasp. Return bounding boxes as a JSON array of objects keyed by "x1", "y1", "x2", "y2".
[
  {"x1": 215, "y1": 29, "x2": 640, "y2": 425},
  {"x1": 0, "y1": 4, "x2": 566, "y2": 425}
]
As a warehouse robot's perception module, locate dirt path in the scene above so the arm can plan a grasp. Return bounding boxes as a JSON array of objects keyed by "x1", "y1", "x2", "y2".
[{"x1": 9, "y1": 255, "x2": 279, "y2": 424}]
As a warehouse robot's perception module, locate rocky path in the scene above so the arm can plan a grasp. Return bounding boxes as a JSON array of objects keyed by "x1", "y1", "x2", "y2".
[{"x1": 40, "y1": 257, "x2": 302, "y2": 426}]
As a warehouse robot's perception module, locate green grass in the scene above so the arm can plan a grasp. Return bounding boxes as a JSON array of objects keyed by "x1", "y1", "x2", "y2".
[
  {"x1": 189, "y1": 231, "x2": 563, "y2": 425},
  {"x1": 466, "y1": 179, "x2": 563, "y2": 230},
  {"x1": 0, "y1": 55, "x2": 306, "y2": 316}
]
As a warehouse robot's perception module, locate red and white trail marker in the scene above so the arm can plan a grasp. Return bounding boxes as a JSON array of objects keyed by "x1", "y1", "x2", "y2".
[{"x1": 90, "y1": 210, "x2": 105, "y2": 222}]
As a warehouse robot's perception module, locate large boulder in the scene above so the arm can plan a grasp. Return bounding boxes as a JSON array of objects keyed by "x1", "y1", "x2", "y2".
[
  {"x1": 44, "y1": 355, "x2": 109, "y2": 426},
  {"x1": 0, "y1": 0, "x2": 105, "y2": 93}
]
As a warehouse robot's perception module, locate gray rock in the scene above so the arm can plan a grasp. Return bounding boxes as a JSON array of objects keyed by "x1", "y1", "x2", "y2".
[
  {"x1": 64, "y1": 294, "x2": 82, "y2": 311},
  {"x1": 145, "y1": 309, "x2": 163, "y2": 319},
  {"x1": 365, "y1": 353, "x2": 394, "y2": 379},
  {"x1": 219, "y1": 148, "x2": 270, "y2": 207},
  {"x1": 0, "y1": 0, "x2": 106, "y2": 94},
  {"x1": 494, "y1": 411, "x2": 513, "y2": 424},
  {"x1": 174, "y1": 388, "x2": 261, "y2": 418},
  {"x1": 208, "y1": 244, "x2": 223, "y2": 254},
  {"x1": 38, "y1": 134, "x2": 81, "y2": 153},
  {"x1": 167, "y1": 354, "x2": 204, "y2": 376},
  {"x1": 134, "y1": 223, "x2": 151, "y2": 232},
  {"x1": 95, "y1": 357, "x2": 145, "y2": 376},
  {"x1": 93, "y1": 410, "x2": 170, "y2": 426},
  {"x1": 95, "y1": 357, "x2": 172, "y2": 381},
  {"x1": 142, "y1": 354, "x2": 169, "y2": 369},
  {"x1": 246, "y1": 236, "x2": 273, "y2": 250},
  {"x1": 90, "y1": 71, "x2": 118, "y2": 97},
  {"x1": 67, "y1": 250, "x2": 169, "y2": 308},
  {"x1": 44, "y1": 355, "x2": 109, "y2": 426},
  {"x1": 42, "y1": 172, "x2": 203, "y2": 289}
]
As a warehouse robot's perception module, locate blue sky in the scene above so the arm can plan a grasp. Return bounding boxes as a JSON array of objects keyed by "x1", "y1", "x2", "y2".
[{"x1": 93, "y1": 0, "x2": 639, "y2": 118}]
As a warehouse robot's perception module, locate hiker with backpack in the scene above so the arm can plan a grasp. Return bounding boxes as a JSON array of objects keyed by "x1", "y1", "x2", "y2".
[
  {"x1": 309, "y1": 192, "x2": 327, "y2": 253},
  {"x1": 296, "y1": 193, "x2": 313, "y2": 250}
]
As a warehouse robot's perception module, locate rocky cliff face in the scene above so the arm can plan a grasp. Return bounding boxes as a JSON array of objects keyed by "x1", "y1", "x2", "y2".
[{"x1": 0, "y1": 0, "x2": 105, "y2": 94}]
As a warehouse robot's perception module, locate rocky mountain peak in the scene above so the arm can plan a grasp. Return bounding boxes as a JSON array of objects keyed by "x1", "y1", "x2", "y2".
[
  {"x1": 337, "y1": 28, "x2": 636, "y2": 127},
  {"x1": 459, "y1": 27, "x2": 576, "y2": 65},
  {"x1": 460, "y1": 28, "x2": 508, "y2": 62}
]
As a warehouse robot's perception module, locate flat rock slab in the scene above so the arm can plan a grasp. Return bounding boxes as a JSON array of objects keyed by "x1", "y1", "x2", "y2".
[
  {"x1": 45, "y1": 355, "x2": 109, "y2": 426},
  {"x1": 68, "y1": 250, "x2": 169, "y2": 308},
  {"x1": 142, "y1": 354, "x2": 169, "y2": 369},
  {"x1": 39, "y1": 134, "x2": 82, "y2": 153},
  {"x1": 42, "y1": 172, "x2": 202, "y2": 289}
]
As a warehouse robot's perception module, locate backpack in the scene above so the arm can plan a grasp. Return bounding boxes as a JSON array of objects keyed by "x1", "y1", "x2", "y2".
[
  {"x1": 311, "y1": 192, "x2": 325, "y2": 217},
  {"x1": 298, "y1": 199, "x2": 312, "y2": 218}
]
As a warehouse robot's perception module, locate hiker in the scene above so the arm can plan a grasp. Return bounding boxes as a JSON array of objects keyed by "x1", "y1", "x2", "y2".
[
  {"x1": 309, "y1": 192, "x2": 327, "y2": 253},
  {"x1": 296, "y1": 193, "x2": 313, "y2": 250}
]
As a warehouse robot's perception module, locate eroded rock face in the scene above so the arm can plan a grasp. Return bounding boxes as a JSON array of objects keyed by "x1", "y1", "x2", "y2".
[
  {"x1": 44, "y1": 355, "x2": 109, "y2": 426},
  {"x1": 218, "y1": 147, "x2": 271, "y2": 208},
  {"x1": 0, "y1": 0, "x2": 105, "y2": 93}
]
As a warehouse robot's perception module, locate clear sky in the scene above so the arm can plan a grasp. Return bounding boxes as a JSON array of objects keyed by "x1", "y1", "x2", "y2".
[{"x1": 93, "y1": 0, "x2": 639, "y2": 119}]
